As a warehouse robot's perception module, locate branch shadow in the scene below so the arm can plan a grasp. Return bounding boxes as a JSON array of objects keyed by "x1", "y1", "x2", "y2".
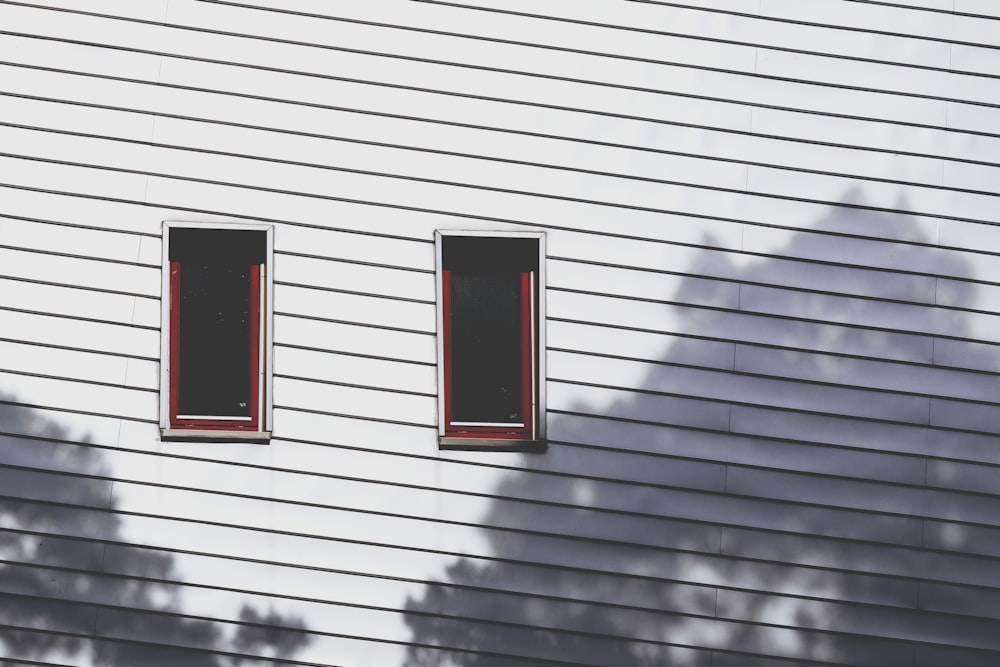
[
  {"x1": 403, "y1": 199, "x2": 1000, "y2": 666},
  {"x1": 0, "y1": 397, "x2": 312, "y2": 665}
]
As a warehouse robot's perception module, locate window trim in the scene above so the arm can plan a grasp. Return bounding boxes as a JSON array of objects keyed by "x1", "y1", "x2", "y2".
[
  {"x1": 159, "y1": 221, "x2": 274, "y2": 442},
  {"x1": 435, "y1": 230, "x2": 546, "y2": 451}
]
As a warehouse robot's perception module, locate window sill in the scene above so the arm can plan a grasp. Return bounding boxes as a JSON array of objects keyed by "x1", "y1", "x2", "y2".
[
  {"x1": 160, "y1": 429, "x2": 271, "y2": 443},
  {"x1": 439, "y1": 437, "x2": 546, "y2": 452}
]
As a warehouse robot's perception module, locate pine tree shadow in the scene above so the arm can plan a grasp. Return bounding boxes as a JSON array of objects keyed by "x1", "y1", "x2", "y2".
[
  {"x1": 0, "y1": 397, "x2": 312, "y2": 665},
  {"x1": 403, "y1": 199, "x2": 1000, "y2": 665}
]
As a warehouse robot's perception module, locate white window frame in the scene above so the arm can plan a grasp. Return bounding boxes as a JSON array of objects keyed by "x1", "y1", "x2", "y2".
[
  {"x1": 435, "y1": 229, "x2": 547, "y2": 451},
  {"x1": 159, "y1": 221, "x2": 274, "y2": 442}
]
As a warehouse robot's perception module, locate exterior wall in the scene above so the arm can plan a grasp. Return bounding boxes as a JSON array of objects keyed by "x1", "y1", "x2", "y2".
[{"x1": 2, "y1": 0, "x2": 1000, "y2": 664}]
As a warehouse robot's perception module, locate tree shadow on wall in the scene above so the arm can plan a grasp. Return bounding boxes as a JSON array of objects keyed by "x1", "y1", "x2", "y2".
[
  {"x1": 403, "y1": 199, "x2": 1000, "y2": 666},
  {"x1": 0, "y1": 397, "x2": 311, "y2": 665}
]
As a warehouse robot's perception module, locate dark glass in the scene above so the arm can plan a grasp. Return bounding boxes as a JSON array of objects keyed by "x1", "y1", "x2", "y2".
[
  {"x1": 443, "y1": 237, "x2": 536, "y2": 273},
  {"x1": 451, "y1": 271, "x2": 523, "y2": 424},
  {"x1": 169, "y1": 228, "x2": 266, "y2": 265},
  {"x1": 177, "y1": 262, "x2": 252, "y2": 417}
]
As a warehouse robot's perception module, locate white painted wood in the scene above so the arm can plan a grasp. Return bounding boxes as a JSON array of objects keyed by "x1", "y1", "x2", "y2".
[
  {"x1": 274, "y1": 316, "x2": 437, "y2": 364},
  {"x1": 0, "y1": 339, "x2": 129, "y2": 387},
  {"x1": 0, "y1": 246, "x2": 157, "y2": 296},
  {"x1": 5, "y1": 1, "x2": 1000, "y2": 665},
  {"x1": 0, "y1": 370, "x2": 154, "y2": 421},
  {"x1": 955, "y1": 0, "x2": 1000, "y2": 17},
  {"x1": 16, "y1": 0, "x2": 169, "y2": 20},
  {"x1": 0, "y1": 308, "x2": 158, "y2": 358},
  {"x1": 0, "y1": 30, "x2": 160, "y2": 81}
]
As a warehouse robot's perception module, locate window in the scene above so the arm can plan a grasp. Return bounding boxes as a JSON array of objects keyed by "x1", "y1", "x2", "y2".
[
  {"x1": 160, "y1": 223, "x2": 273, "y2": 441},
  {"x1": 436, "y1": 231, "x2": 546, "y2": 450}
]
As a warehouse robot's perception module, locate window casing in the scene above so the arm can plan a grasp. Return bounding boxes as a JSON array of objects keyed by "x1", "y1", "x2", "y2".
[
  {"x1": 436, "y1": 231, "x2": 546, "y2": 450},
  {"x1": 160, "y1": 223, "x2": 273, "y2": 441}
]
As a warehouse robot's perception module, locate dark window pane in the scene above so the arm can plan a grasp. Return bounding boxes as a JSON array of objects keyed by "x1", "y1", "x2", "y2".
[
  {"x1": 443, "y1": 237, "x2": 536, "y2": 273},
  {"x1": 170, "y1": 228, "x2": 266, "y2": 265},
  {"x1": 178, "y1": 262, "x2": 252, "y2": 417},
  {"x1": 450, "y1": 271, "x2": 523, "y2": 424}
]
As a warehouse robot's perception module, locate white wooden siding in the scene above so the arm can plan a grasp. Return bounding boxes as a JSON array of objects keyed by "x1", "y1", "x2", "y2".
[{"x1": 3, "y1": 1, "x2": 1000, "y2": 665}]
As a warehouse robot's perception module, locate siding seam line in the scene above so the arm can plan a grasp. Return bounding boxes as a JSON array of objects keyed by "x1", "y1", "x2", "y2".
[
  {"x1": 195, "y1": 0, "x2": 1000, "y2": 73},
  {"x1": 14, "y1": 117, "x2": 1000, "y2": 203},
  {"x1": 3, "y1": 35, "x2": 1000, "y2": 139},
  {"x1": 7, "y1": 86, "x2": 1000, "y2": 170},
  {"x1": 6, "y1": 2, "x2": 1000, "y2": 104},
  {"x1": 4, "y1": 508, "x2": 996, "y2": 601},
  {"x1": 1, "y1": 459, "x2": 969, "y2": 548},
  {"x1": 10, "y1": 149, "x2": 1000, "y2": 252}
]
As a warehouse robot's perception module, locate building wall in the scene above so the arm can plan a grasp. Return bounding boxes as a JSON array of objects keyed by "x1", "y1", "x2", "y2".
[{"x1": 2, "y1": 0, "x2": 1000, "y2": 664}]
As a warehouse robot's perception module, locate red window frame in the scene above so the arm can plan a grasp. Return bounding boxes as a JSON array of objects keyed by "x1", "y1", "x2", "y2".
[
  {"x1": 167, "y1": 262, "x2": 266, "y2": 432},
  {"x1": 441, "y1": 269, "x2": 537, "y2": 440}
]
